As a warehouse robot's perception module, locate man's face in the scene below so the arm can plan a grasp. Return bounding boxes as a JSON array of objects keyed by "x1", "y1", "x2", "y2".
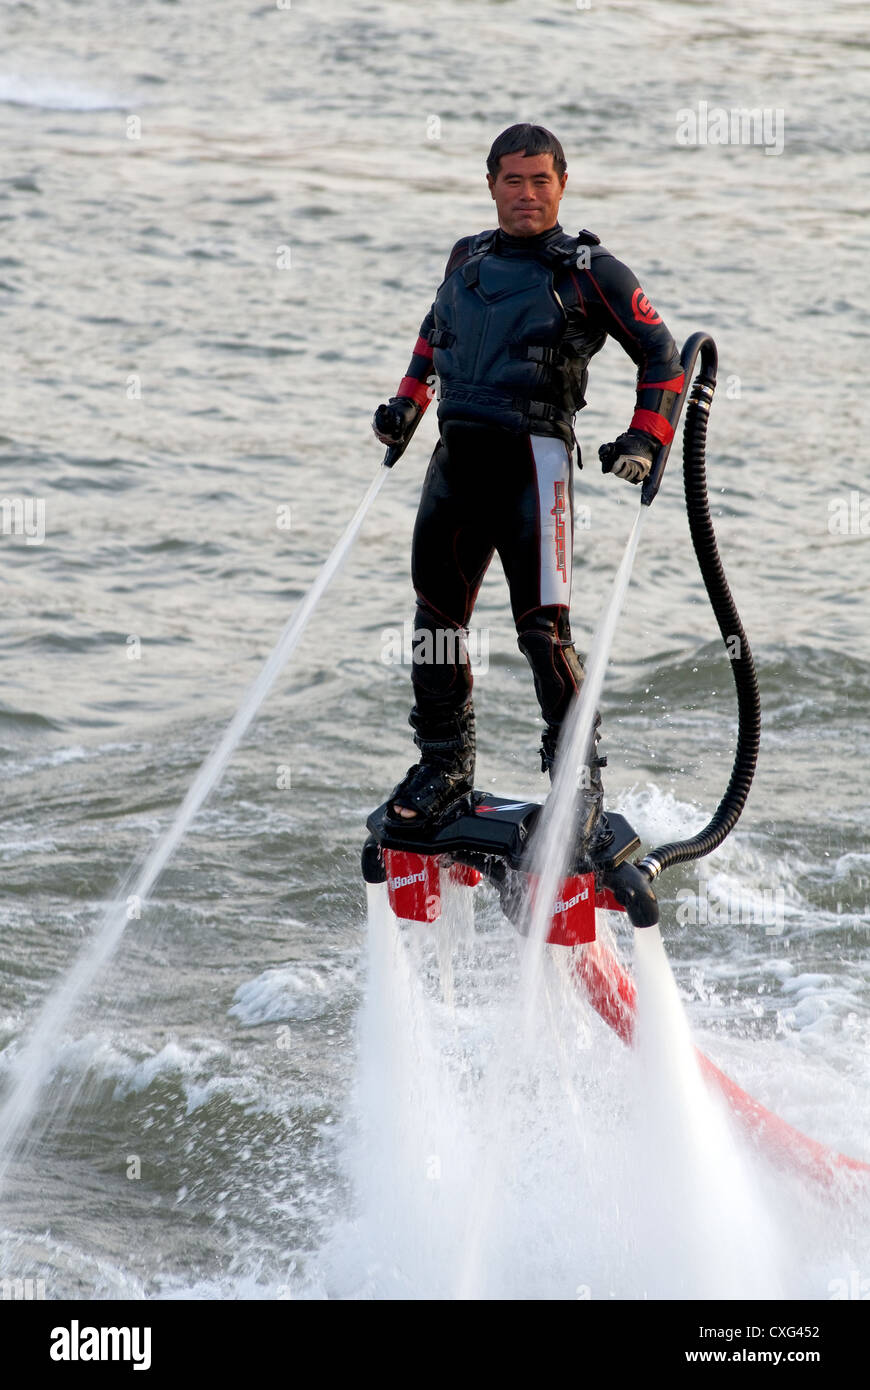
[{"x1": 486, "y1": 151, "x2": 568, "y2": 237}]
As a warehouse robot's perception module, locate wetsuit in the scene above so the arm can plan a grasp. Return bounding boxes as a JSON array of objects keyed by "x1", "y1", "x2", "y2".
[{"x1": 392, "y1": 222, "x2": 684, "y2": 750}]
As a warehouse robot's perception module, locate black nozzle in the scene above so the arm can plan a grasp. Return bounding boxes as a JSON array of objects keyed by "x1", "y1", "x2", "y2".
[
  {"x1": 361, "y1": 834, "x2": 386, "y2": 884},
  {"x1": 602, "y1": 860, "x2": 660, "y2": 928}
]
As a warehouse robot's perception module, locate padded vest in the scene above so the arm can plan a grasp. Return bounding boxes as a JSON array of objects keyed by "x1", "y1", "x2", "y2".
[{"x1": 429, "y1": 229, "x2": 600, "y2": 444}]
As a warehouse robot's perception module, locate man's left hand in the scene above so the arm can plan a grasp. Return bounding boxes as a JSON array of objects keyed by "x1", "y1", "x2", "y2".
[{"x1": 599, "y1": 429, "x2": 658, "y2": 484}]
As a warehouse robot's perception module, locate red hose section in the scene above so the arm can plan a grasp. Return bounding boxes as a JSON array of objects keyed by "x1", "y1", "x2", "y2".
[{"x1": 571, "y1": 940, "x2": 870, "y2": 1193}]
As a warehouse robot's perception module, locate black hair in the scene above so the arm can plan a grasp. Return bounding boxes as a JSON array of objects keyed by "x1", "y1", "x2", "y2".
[{"x1": 486, "y1": 124, "x2": 567, "y2": 179}]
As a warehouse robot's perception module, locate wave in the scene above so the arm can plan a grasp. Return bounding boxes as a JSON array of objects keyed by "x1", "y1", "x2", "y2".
[
  {"x1": 0, "y1": 74, "x2": 126, "y2": 112},
  {"x1": 229, "y1": 961, "x2": 359, "y2": 1027}
]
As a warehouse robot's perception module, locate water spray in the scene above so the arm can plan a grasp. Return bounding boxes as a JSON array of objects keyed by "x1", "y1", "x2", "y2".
[{"x1": 0, "y1": 454, "x2": 396, "y2": 1186}]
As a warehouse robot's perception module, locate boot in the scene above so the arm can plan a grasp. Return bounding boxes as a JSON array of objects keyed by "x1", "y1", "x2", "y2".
[
  {"x1": 540, "y1": 721, "x2": 613, "y2": 859},
  {"x1": 386, "y1": 702, "x2": 476, "y2": 828}
]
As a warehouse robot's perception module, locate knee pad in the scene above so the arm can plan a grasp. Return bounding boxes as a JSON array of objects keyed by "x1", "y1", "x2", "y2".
[{"x1": 516, "y1": 607, "x2": 585, "y2": 728}]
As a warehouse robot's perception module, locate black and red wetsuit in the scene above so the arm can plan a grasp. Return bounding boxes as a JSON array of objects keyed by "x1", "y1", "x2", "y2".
[{"x1": 391, "y1": 222, "x2": 684, "y2": 749}]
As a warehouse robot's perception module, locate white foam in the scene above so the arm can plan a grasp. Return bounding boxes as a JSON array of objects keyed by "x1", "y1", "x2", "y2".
[
  {"x1": 229, "y1": 963, "x2": 357, "y2": 1027},
  {"x1": 0, "y1": 837, "x2": 58, "y2": 859},
  {"x1": 0, "y1": 74, "x2": 124, "y2": 111},
  {"x1": 20, "y1": 1031, "x2": 231, "y2": 1099},
  {"x1": 615, "y1": 780, "x2": 707, "y2": 847},
  {"x1": 0, "y1": 1228, "x2": 147, "y2": 1299}
]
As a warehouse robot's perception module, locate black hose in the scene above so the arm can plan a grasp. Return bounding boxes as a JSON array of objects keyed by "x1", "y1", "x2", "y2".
[{"x1": 637, "y1": 336, "x2": 761, "y2": 881}]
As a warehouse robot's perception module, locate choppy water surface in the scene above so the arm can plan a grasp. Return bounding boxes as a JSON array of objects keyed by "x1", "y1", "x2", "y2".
[{"x1": 1, "y1": 0, "x2": 868, "y2": 1299}]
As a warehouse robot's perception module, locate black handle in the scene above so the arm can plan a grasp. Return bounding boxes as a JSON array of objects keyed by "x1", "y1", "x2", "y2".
[
  {"x1": 381, "y1": 403, "x2": 426, "y2": 468},
  {"x1": 641, "y1": 332, "x2": 718, "y2": 506}
]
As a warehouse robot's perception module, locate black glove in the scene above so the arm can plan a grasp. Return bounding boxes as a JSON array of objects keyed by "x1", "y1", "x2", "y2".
[
  {"x1": 372, "y1": 397, "x2": 420, "y2": 445},
  {"x1": 599, "y1": 429, "x2": 658, "y2": 484}
]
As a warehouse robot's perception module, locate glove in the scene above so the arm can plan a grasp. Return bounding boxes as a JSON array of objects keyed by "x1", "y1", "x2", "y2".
[
  {"x1": 599, "y1": 429, "x2": 658, "y2": 484},
  {"x1": 372, "y1": 396, "x2": 420, "y2": 445}
]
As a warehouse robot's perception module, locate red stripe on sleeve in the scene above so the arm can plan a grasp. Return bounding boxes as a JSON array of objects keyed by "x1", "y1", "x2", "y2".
[
  {"x1": 413, "y1": 335, "x2": 434, "y2": 360},
  {"x1": 397, "y1": 375, "x2": 433, "y2": 408},
  {"x1": 630, "y1": 408, "x2": 675, "y2": 445}
]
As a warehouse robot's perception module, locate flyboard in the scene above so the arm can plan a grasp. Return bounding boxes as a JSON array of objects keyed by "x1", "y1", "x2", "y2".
[{"x1": 363, "y1": 333, "x2": 870, "y2": 1194}]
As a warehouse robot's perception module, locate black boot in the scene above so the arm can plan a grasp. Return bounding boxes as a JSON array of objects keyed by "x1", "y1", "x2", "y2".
[
  {"x1": 540, "y1": 721, "x2": 613, "y2": 858},
  {"x1": 385, "y1": 702, "x2": 476, "y2": 829}
]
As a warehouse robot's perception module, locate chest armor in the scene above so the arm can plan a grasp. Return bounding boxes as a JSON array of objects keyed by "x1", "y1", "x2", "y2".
[{"x1": 429, "y1": 231, "x2": 594, "y2": 443}]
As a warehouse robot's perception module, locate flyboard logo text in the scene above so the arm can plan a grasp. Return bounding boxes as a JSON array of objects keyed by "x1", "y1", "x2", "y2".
[
  {"x1": 553, "y1": 885, "x2": 589, "y2": 914},
  {"x1": 551, "y1": 482, "x2": 568, "y2": 583},
  {"x1": 50, "y1": 1321, "x2": 151, "y2": 1371},
  {"x1": 387, "y1": 868, "x2": 428, "y2": 891}
]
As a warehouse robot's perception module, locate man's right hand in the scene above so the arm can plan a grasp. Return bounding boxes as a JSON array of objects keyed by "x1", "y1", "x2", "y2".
[{"x1": 372, "y1": 397, "x2": 419, "y2": 445}]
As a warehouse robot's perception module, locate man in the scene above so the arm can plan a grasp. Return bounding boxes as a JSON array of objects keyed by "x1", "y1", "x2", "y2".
[{"x1": 373, "y1": 124, "x2": 683, "y2": 845}]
